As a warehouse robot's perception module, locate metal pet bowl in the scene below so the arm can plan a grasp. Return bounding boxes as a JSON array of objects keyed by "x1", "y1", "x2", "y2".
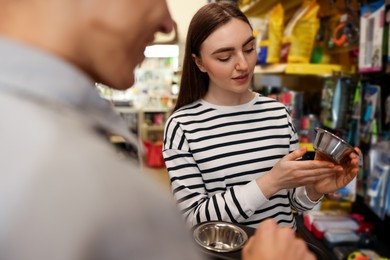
[
  {"x1": 193, "y1": 221, "x2": 248, "y2": 253},
  {"x1": 313, "y1": 128, "x2": 358, "y2": 164}
]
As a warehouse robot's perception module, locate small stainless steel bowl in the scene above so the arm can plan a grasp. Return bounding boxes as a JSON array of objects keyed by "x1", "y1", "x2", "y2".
[
  {"x1": 193, "y1": 221, "x2": 248, "y2": 253},
  {"x1": 313, "y1": 128, "x2": 358, "y2": 164}
]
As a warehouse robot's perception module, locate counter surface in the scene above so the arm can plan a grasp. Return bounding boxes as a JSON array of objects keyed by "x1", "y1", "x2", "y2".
[{"x1": 195, "y1": 215, "x2": 336, "y2": 260}]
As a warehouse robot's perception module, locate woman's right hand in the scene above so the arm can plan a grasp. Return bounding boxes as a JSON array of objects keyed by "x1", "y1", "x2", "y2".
[
  {"x1": 256, "y1": 147, "x2": 343, "y2": 198},
  {"x1": 242, "y1": 218, "x2": 315, "y2": 260}
]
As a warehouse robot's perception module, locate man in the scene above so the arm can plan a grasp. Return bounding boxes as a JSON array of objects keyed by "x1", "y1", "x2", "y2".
[{"x1": 0, "y1": 0, "x2": 314, "y2": 259}]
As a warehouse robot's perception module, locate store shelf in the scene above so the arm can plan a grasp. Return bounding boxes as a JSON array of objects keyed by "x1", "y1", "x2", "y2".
[
  {"x1": 253, "y1": 64, "x2": 287, "y2": 74},
  {"x1": 143, "y1": 125, "x2": 165, "y2": 131},
  {"x1": 114, "y1": 105, "x2": 171, "y2": 143},
  {"x1": 142, "y1": 107, "x2": 171, "y2": 113},
  {"x1": 114, "y1": 107, "x2": 139, "y2": 114},
  {"x1": 285, "y1": 64, "x2": 356, "y2": 76},
  {"x1": 254, "y1": 63, "x2": 356, "y2": 76},
  {"x1": 138, "y1": 109, "x2": 171, "y2": 142}
]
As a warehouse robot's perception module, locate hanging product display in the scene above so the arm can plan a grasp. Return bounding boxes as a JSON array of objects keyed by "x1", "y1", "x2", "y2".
[
  {"x1": 326, "y1": 4, "x2": 360, "y2": 51},
  {"x1": 368, "y1": 141, "x2": 390, "y2": 220},
  {"x1": 348, "y1": 80, "x2": 362, "y2": 147},
  {"x1": 358, "y1": 0, "x2": 385, "y2": 73},
  {"x1": 380, "y1": 84, "x2": 390, "y2": 132},
  {"x1": 360, "y1": 83, "x2": 381, "y2": 144},
  {"x1": 320, "y1": 76, "x2": 355, "y2": 132}
]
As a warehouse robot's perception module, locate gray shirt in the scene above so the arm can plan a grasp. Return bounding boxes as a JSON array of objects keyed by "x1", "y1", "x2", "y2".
[{"x1": 0, "y1": 37, "x2": 202, "y2": 260}]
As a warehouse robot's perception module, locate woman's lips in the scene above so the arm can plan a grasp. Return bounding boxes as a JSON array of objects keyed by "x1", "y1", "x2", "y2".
[{"x1": 232, "y1": 74, "x2": 250, "y2": 84}]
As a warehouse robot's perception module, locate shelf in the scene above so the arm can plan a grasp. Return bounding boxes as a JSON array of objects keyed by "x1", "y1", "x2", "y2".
[
  {"x1": 138, "y1": 109, "x2": 171, "y2": 142},
  {"x1": 254, "y1": 63, "x2": 356, "y2": 76},
  {"x1": 253, "y1": 64, "x2": 287, "y2": 74},
  {"x1": 142, "y1": 107, "x2": 171, "y2": 113},
  {"x1": 142, "y1": 125, "x2": 165, "y2": 131},
  {"x1": 114, "y1": 107, "x2": 139, "y2": 114},
  {"x1": 285, "y1": 64, "x2": 356, "y2": 76}
]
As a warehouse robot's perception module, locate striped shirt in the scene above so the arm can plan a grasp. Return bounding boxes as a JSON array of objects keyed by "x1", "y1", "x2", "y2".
[{"x1": 163, "y1": 93, "x2": 319, "y2": 229}]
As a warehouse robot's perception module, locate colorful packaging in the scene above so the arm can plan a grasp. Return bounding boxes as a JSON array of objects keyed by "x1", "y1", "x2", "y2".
[
  {"x1": 266, "y1": 3, "x2": 284, "y2": 64},
  {"x1": 288, "y1": 1, "x2": 320, "y2": 63}
]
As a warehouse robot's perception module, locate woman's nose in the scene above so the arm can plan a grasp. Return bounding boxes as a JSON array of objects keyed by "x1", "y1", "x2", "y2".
[{"x1": 235, "y1": 53, "x2": 249, "y2": 71}]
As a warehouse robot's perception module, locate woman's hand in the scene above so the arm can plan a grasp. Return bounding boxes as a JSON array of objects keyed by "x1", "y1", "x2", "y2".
[
  {"x1": 305, "y1": 147, "x2": 361, "y2": 198},
  {"x1": 257, "y1": 147, "x2": 340, "y2": 199},
  {"x1": 242, "y1": 218, "x2": 315, "y2": 260}
]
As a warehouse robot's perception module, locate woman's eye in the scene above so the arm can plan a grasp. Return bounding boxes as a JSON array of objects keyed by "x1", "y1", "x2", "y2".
[
  {"x1": 244, "y1": 47, "x2": 254, "y2": 53},
  {"x1": 217, "y1": 56, "x2": 231, "y2": 62}
]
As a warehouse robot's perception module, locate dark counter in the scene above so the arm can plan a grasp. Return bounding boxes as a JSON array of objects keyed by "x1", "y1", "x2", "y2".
[{"x1": 196, "y1": 215, "x2": 336, "y2": 260}]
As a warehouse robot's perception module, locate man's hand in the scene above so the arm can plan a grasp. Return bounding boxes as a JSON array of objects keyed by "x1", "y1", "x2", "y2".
[{"x1": 242, "y1": 219, "x2": 315, "y2": 260}]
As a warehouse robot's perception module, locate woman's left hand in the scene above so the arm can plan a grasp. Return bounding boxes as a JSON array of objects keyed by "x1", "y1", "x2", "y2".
[{"x1": 305, "y1": 147, "x2": 361, "y2": 200}]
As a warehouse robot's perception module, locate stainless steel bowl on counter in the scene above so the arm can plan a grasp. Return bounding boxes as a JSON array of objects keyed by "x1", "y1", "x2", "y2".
[
  {"x1": 313, "y1": 127, "x2": 358, "y2": 164},
  {"x1": 193, "y1": 221, "x2": 248, "y2": 253}
]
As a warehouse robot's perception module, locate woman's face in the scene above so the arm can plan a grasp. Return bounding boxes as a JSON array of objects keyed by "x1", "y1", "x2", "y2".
[{"x1": 193, "y1": 18, "x2": 257, "y2": 96}]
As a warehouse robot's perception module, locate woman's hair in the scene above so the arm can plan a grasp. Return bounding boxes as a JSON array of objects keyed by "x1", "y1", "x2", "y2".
[{"x1": 172, "y1": 2, "x2": 252, "y2": 112}]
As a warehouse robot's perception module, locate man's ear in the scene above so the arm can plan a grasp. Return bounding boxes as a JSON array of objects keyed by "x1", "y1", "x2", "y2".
[{"x1": 192, "y1": 54, "x2": 207, "y2": 72}]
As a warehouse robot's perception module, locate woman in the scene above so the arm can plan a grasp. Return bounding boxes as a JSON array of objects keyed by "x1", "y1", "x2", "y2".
[{"x1": 163, "y1": 2, "x2": 359, "y2": 229}]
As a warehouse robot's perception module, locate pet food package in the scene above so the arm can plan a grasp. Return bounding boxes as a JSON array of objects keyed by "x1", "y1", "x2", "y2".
[
  {"x1": 287, "y1": 0, "x2": 320, "y2": 63},
  {"x1": 266, "y1": 3, "x2": 284, "y2": 64}
]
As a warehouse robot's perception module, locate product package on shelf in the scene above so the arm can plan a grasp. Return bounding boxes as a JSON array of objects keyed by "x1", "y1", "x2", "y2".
[
  {"x1": 367, "y1": 141, "x2": 390, "y2": 220},
  {"x1": 266, "y1": 3, "x2": 284, "y2": 64},
  {"x1": 358, "y1": 0, "x2": 385, "y2": 73}
]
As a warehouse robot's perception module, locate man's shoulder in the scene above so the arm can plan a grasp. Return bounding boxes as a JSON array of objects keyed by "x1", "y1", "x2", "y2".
[{"x1": 0, "y1": 92, "x2": 134, "y2": 172}]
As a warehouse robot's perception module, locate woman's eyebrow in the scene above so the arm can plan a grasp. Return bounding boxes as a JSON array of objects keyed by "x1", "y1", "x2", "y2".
[
  {"x1": 243, "y1": 36, "x2": 256, "y2": 46},
  {"x1": 211, "y1": 35, "x2": 256, "y2": 55},
  {"x1": 211, "y1": 47, "x2": 234, "y2": 55}
]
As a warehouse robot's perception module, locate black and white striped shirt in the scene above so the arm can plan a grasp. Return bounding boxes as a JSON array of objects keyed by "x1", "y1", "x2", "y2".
[{"x1": 163, "y1": 94, "x2": 318, "y2": 229}]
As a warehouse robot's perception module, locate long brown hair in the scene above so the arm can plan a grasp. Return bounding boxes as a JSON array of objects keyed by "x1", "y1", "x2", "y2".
[{"x1": 172, "y1": 2, "x2": 252, "y2": 112}]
